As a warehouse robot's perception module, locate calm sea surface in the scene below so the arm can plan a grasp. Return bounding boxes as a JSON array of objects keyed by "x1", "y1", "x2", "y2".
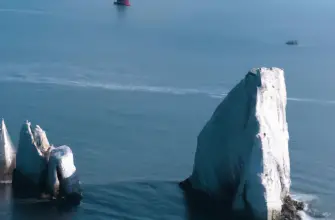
[{"x1": 0, "y1": 0, "x2": 335, "y2": 219}]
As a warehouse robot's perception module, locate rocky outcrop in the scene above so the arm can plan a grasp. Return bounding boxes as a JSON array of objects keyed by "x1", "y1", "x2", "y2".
[
  {"x1": 12, "y1": 120, "x2": 82, "y2": 205},
  {"x1": 47, "y1": 145, "x2": 82, "y2": 205},
  {"x1": 280, "y1": 195, "x2": 304, "y2": 220},
  {"x1": 0, "y1": 119, "x2": 16, "y2": 182},
  {"x1": 180, "y1": 67, "x2": 302, "y2": 220}
]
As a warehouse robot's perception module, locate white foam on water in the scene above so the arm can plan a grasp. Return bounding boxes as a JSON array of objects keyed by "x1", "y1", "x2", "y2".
[
  {"x1": 291, "y1": 192, "x2": 332, "y2": 220},
  {"x1": 299, "y1": 211, "x2": 333, "y2": 220},
  {"x1": 299, "y1": 211, "x2": 316, "y2": 220},
  {"x1": 287, "y1": 97, "x2": 335, "y2": 105},
  {"x1": 291, "y1": 193, "x2": 319, "y2": 203},
  {"x1": 1, "y1": 76, "x2": 215, "y2": 96}
]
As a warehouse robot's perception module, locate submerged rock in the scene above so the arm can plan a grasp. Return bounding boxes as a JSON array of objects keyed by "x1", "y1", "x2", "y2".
[
  {"x1": 0, "y1": 119, "x2": 16, "y2": 182},
  {"x1": 180, "y1": 67, "x2": 300, "y2": 220}
]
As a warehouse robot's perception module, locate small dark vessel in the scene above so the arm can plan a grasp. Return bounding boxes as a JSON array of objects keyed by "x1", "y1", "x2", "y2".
[
  {"x1": 286, "y1": 40, "x2": 298, "y2": 46},
  {"x1": 114, "y1": 0, "x2": 130, "y2": 6}
]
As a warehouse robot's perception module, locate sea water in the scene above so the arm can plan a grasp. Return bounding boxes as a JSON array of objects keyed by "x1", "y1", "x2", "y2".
[{"x1": 0, "y1": 0, "x2": 334, "y2": 219}]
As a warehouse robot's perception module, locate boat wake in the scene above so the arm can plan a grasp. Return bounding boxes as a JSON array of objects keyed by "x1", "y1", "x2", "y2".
[
  {"x1": 1, "y1": 62, "x2": 335, "y2": 105},
  {"x1": 1, "y1": 75, "x2": 335, "y2": 106}
]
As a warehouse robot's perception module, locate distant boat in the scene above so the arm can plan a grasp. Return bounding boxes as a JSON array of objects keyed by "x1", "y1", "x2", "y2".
[
  {"x1": 114, "y1": 0, "x2": 130, "y2": 6},
  {"x1": 286, "y1": 40, "x2": 298, "y2": 46}
]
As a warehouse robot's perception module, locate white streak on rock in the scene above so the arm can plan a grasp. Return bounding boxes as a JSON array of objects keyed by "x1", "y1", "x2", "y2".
[{"x1": 0, "y1": 119, "x2": 16, "y2": 180}]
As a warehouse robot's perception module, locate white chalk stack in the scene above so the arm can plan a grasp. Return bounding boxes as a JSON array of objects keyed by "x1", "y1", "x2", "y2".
[
  {"x1": 0, "y1": 119, "x2": 16, "y2": 183},
  {"x1": 185, "y1": 67, "x2": 291, "y2": 220}
]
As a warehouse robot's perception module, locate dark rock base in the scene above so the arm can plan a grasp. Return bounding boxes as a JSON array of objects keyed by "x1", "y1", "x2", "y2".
[
  {"x1": 0, "y1": 159, "x2": 15, "y2": 182},
  {"x1": 179, "y1": 178, "x2": 305, "y2": 220},
  {"x1": 12, "y1": 168, "x2": 48, "y2": 199},
  {"x1": 179, "y1": 178, "x2": 240, "y2": 220},
  {"x1": 280, "y1": 195, "x2": 304, "y2": 220},
  {"x1": 0, "y1": 170, "x2": 12, "y2": 183},
  {"x1": 58, "y1": 172, "x2": 83, "y2": 206},
  {"x1": 12, "y1": 168, "x2": 82, "y2": 207}
]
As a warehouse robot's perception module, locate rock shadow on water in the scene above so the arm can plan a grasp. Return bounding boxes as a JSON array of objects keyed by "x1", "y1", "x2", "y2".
[
  {"x1": 1, "y1": 181, "x2": 227, "y2": 220},
  {"x1": 73, "y1": 180, "x2": 237, "y2": 220},
  {"x1": 180, "y1": 179, "x2": 265, "y2": 220},
  {"x1": 0, "y1": 184, "x2": 78, "y2": 220},
  {"x1": 180, "y1": 179, "x2": 310, "y2": 220},
  {"x1": 0, "y1": 180, "x2": 326, "y2": 220},
  {"x1": 180, "y1": 179, "x2": 232, "y2": 220}
]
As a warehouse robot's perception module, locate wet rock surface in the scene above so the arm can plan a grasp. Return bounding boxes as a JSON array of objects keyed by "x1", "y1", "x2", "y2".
[{"x1": 280, "y1": 195, "x2": 304, "y2": 220}]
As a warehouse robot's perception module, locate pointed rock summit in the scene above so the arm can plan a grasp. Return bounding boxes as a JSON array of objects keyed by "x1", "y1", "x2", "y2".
[
  {"x1": 15, "y1": 121, "x2": 50, "y2": 185},
  {"x1": 0, "y1": 119, "x2": 16, "y2": 182},
  {"x1": 180, "y1": 68, "x2": 302, "y2": 219}
]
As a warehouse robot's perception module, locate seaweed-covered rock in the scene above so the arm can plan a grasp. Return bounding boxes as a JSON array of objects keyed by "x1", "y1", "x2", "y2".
[{"x1": 280, "y1": 195, "x2": 304, "y2": 220}]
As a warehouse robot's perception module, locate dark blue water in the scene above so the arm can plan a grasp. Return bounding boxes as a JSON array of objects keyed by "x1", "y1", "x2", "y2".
[{"x1": 0, "y1": 0, "x2": 335, "y2": 219}]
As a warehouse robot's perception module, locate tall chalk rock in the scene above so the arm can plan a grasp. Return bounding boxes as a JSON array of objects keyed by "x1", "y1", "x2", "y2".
[
  {"x1": 15, "y1": 121, "x2": 50, "y2": 185},
  {"x1": 184, "y1": 67, "x2": 291, "y2": 220},
  {"x1": 0, "y1": 119, "x2": 16, "y2": 182}
]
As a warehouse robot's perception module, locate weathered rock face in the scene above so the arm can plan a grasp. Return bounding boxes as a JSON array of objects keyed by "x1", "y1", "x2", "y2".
[
  {"x1": 13, "y1": 120, "x2": 82, "y2": 205},
  {"x1": 182, "y1": 67, "x2": 292, "y2": 219},
  {"x1": 47, "y1": 145, "x2": 82, "y2": 205},
  {"x1": 0, "y1": 119, "x2": 16, "y2": 182},
  {"x1": 280, "y1": 195, "x2": 304, "y2": 220},
  {"x1": 15, "y1": 121, "x2": 50, "y2": 185}
]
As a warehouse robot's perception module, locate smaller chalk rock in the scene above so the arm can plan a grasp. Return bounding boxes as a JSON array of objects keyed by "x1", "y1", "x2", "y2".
[{"x1": 0, "y1": 119, "x2": 16, "y2": 182}]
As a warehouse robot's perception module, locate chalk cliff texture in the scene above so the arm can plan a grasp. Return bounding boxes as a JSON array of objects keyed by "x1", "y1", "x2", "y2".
[
  {"x1": 47, "y1": 145, "x2": 78, "y2": 197},
  {"x1": 0, "y1": 119, "x2": 16, "y2": 182},
  {"x1": 183, "y1": 67, "x2": 292, "y2": 219}
]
